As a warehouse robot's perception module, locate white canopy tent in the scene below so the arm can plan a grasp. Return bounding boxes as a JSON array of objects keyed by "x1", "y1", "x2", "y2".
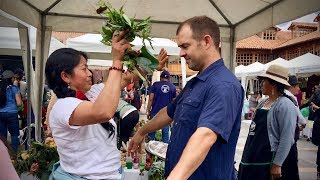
[
  {"x1": 0, "y1": 27, "x2": 65, "y2": 56},
  {"x1": 235, "y1": 64, "x2": 247, "y2": 78},
  {"x1": 263, "y1": 57, "x2": 290, "y2": 70},
  {"x1": 287, "y1": 53, "x2": 320, "y2": 76},
  {"x1": 1, "y1": 0, "x2": 319, "y2": 141},
  {"x1": 66, "y1": 33, "x2": 180, "y2": 56}
]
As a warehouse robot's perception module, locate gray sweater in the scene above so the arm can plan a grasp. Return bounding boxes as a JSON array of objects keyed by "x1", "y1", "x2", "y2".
[
  {"x1": 257, "y1": 96, "x2": 298, "y2": 166},
  {"x1": 258, "y1": 96, "x2": 297, "y2": 166}
]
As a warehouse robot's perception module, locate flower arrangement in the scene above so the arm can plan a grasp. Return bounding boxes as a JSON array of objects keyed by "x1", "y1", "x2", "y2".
[{"x1": 14, "y1": 137, "x2": 59, "y2": 180}]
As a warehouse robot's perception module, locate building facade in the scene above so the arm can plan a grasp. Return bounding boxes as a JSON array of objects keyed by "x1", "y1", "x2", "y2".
[{"x1": 236, "y1": 15, "x2": 320, "y2": 66}]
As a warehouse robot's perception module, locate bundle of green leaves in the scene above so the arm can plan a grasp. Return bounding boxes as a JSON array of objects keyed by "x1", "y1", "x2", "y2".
[{"x1": 97, "y1": 1, "x2": 159, "y2": 81}]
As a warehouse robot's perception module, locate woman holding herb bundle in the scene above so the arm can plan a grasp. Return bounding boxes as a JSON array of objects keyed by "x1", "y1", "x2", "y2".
[{"x1": 45, "y1": 30, "x2": 167, "y2": 179}]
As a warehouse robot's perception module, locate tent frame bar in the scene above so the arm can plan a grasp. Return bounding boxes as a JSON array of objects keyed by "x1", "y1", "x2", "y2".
[
  {"x1": 43, "y1": 0, "x2": 62, "y2": 14},
  {"x1": 21, "y1": 0, "x2": 42, "y2": 13},
  {"x1": 234, "y1": 0, "x2": 284, "y2": 27},
  {"x1": 208, "y1": 0, "x2": 233, "y2": 26}
]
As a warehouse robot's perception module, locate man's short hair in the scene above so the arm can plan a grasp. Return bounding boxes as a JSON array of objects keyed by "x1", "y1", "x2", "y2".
[{"x1": 176, "y1": 16, "x2": 220, "y2": 49}]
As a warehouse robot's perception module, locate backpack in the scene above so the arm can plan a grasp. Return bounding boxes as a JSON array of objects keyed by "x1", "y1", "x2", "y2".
[{"x1": 0, "y1": 79, "x2": 8, "y2": 107}]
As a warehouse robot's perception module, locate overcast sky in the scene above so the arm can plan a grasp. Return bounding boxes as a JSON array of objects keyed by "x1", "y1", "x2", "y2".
[{"x1": 276, "y1": 11, "x2": 319, "y2": 31}]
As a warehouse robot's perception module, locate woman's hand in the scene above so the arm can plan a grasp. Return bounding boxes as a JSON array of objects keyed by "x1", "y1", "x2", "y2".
[
  {"x1": 270, "y1": 164, "x2": 282, "y2": 179},
  {"x1": 156, "y1": 48, "x2": 168, "y2": 71},
  {"x1": 111, "y1": 30, "x2": 131, "y2": 62}
]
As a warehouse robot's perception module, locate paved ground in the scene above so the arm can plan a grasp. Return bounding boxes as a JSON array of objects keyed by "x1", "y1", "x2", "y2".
[{"x1": 139, "y1": 107, "x2": 318, "y2": 180}]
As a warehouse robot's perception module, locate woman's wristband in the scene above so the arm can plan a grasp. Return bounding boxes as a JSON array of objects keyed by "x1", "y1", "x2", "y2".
[{"x1": 109, "y1": 66, "x2": 125, "y2": 73}]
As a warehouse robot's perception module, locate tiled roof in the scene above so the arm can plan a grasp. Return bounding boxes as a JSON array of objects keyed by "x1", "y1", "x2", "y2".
[
  {"x1": 52, "y1": 31, "x2": 85, "y2": 44},
  {"x1": 236, "y1": 35, "x2": 288, "y2": 49},
  {"x1": 314, "y1": 14, "x2": 320, "y2": 22},
  {"x1": 288, "y1": 22, "x2": 318, "y2": 30},
  {"x1": 276, "y1": 31, "x2": 320, "y2": 49},
  {"x1": 276, "y1": 31, "x2": 292, "y2": 40}
]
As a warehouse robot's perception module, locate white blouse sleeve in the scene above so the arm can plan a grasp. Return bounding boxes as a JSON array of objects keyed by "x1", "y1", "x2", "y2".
[{"x1": 51, "y1": 97, "x2": 83, "y2": 129}]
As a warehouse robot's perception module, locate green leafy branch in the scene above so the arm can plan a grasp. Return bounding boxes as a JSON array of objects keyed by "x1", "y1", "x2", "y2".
[{"x1": 97, "y1": 1, "x2": 159, "y2": 81}]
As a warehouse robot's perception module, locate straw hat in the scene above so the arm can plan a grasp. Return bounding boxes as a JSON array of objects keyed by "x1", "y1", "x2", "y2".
[{"x1": 258, "y1": 64, "x2": 290, "y2": 86}]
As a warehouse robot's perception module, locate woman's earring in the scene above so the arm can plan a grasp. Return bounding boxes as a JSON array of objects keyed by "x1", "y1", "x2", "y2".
[{"x1": 67, "y1": 83, "x2": 70, "y2": 89}]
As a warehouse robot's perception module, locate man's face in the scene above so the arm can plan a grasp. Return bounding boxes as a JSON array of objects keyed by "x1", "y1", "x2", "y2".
[
  {"x1": 177, "y1": 25, "x2": 206, "y2": 72},
  {"x1": 291, "y1": 84, "x2": 300, "y2": 95}
]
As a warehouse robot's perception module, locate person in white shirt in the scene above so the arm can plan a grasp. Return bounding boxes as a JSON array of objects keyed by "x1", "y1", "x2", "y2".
[{"x1": 45, "y1": 31, "x2": 168, "y2": 179}]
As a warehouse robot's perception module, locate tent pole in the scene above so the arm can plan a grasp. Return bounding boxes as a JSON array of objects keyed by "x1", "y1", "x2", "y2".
[
  {"x1": 18, "y1": 26, "x2": 33, "y2": 148},
  {"x1": 34, "y1": 14, "x2": 51, "y2": 141},
  {"x1": 229, "y1": 27, "x2": 235, "y2": 72}
]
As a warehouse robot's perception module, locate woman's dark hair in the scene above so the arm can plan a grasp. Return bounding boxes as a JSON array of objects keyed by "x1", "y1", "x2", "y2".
[
  {"x1": 46, "y1": 48, "x2": 115, "y2": 137},
  {"x1": 45, "y1": 48, "x2": 88, "y2": 98},
  {"x1": 14, "y1": 68, "x2": 24, "y2": 80},
  {"x1": 265, "y1": 77, "x2": 297, "y2": 105}
]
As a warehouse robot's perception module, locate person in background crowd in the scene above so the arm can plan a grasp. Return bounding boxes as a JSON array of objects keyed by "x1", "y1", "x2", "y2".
[
  {"x1": 302, "y1": 83, "x2": 320, "y2": 179},
  {"x1": 0, "y1": 70, "x2": 22, "y2": 153},
  {"x1": 131, "y1": 85, "x2": 141, "y2": 111},
  {"x1": 285, "y1": 75, "x2": 306, "y2": 136},
  {"x1": 0, "y1": 136, "x2": 19, "y2": 180},
  {"x1": 295, "y1": 89, "x2": 303, "y2": 108},
  {"x1": 129, "y1": 16, "x2": 244, "y2": 179},
  {"x1": 147, "y1": 70, "x2": 176, "y2": 143},
  {"x1": 176, "y1": 86, "x2": 182, "y2": 97},
  {"x1": 124, "y1": 83, "x2": 134, "y2": 104},
  {"x1": 13, "y1": 68, "x2": 27, "y2": 100},
  {"x1": 248, "y1": 91, "x2": 258, "y2": 109},
  {"x1": 238, "y1": 65, "x2": 298, "y2": 180}
]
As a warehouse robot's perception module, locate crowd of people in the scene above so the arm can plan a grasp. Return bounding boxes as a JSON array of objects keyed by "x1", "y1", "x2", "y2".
[{"x1": 0, "y1": 15, "x2": 319, "y2": 180}]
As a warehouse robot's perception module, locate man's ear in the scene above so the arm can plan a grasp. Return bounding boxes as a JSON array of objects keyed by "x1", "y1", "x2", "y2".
[
  {"x1": 60, "y1": 71, "x2": 71, "y2": 85},
  {"x1": 203, "y1": 35, "x2": 213, "y2": 49}
]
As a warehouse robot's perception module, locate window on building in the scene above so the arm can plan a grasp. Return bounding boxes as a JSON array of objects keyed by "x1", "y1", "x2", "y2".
[
  {"x1": 257, "y1": 54, "x2": 272, "y2": 64},
  {"x1": 263, "y1": 29, "x2": 275, "y2": 40},
  {"x1": 236, "y1": 53, "x2": 253, "y2": 66},
  {"x1": 301, "y1": 46, "x2": 314, "y2": 55},
  {"x1": 288, "y1": 49, "x2": 300, "y2": 60}
]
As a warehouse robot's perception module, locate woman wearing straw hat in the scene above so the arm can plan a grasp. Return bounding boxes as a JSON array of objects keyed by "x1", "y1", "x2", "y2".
[{"x1": 238, "y1": 65, "x2": 299, "y2": 180}]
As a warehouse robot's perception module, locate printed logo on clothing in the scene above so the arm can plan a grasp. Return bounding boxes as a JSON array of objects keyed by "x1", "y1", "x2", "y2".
[
  {"x1": 161, "y1": 85, "x2": 170, "y2": 93},
  {"x1": 249, "y1": 121, "x2": 256, "y2": 136}
]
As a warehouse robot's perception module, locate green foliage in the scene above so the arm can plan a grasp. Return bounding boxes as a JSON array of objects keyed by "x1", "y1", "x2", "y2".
[
  {"x1": 155, "y1": 130, "x2": 162, "y2": 141},
  {"x1": 14, "y1": 140, "x2": 59, "y2": 180},
  {"x1": 97, "y1": 1, "x2": 158, "y2": 81},
  {"x1": 97, "y1": 0, "x2": 152, "y2": 47},
  {"x1": 148, "y1": 160, "x2": 165, "y2": 180}
]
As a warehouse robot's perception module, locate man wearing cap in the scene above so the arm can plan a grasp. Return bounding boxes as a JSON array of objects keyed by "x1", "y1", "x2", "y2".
[
  {"x1": 282, "y1": 75, "x2": 306, "y2": 179},
  {"x1": 0, "y1": 70, "x2": 22, "y2": 152},
  {"x1": 146, "y1": 70, "x2": 176, "y2": 143},
  {"x1": 286, "y1": 75, "x2": 307, "y2": 131}
]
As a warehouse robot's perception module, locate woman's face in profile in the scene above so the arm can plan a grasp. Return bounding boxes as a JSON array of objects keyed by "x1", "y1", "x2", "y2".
[
  {"x1": 68, "y1": 56, "x2": 92, "y2": 93},
  {"x1": 260, "y1": 78, "x2": 273, "y2": 96}
]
